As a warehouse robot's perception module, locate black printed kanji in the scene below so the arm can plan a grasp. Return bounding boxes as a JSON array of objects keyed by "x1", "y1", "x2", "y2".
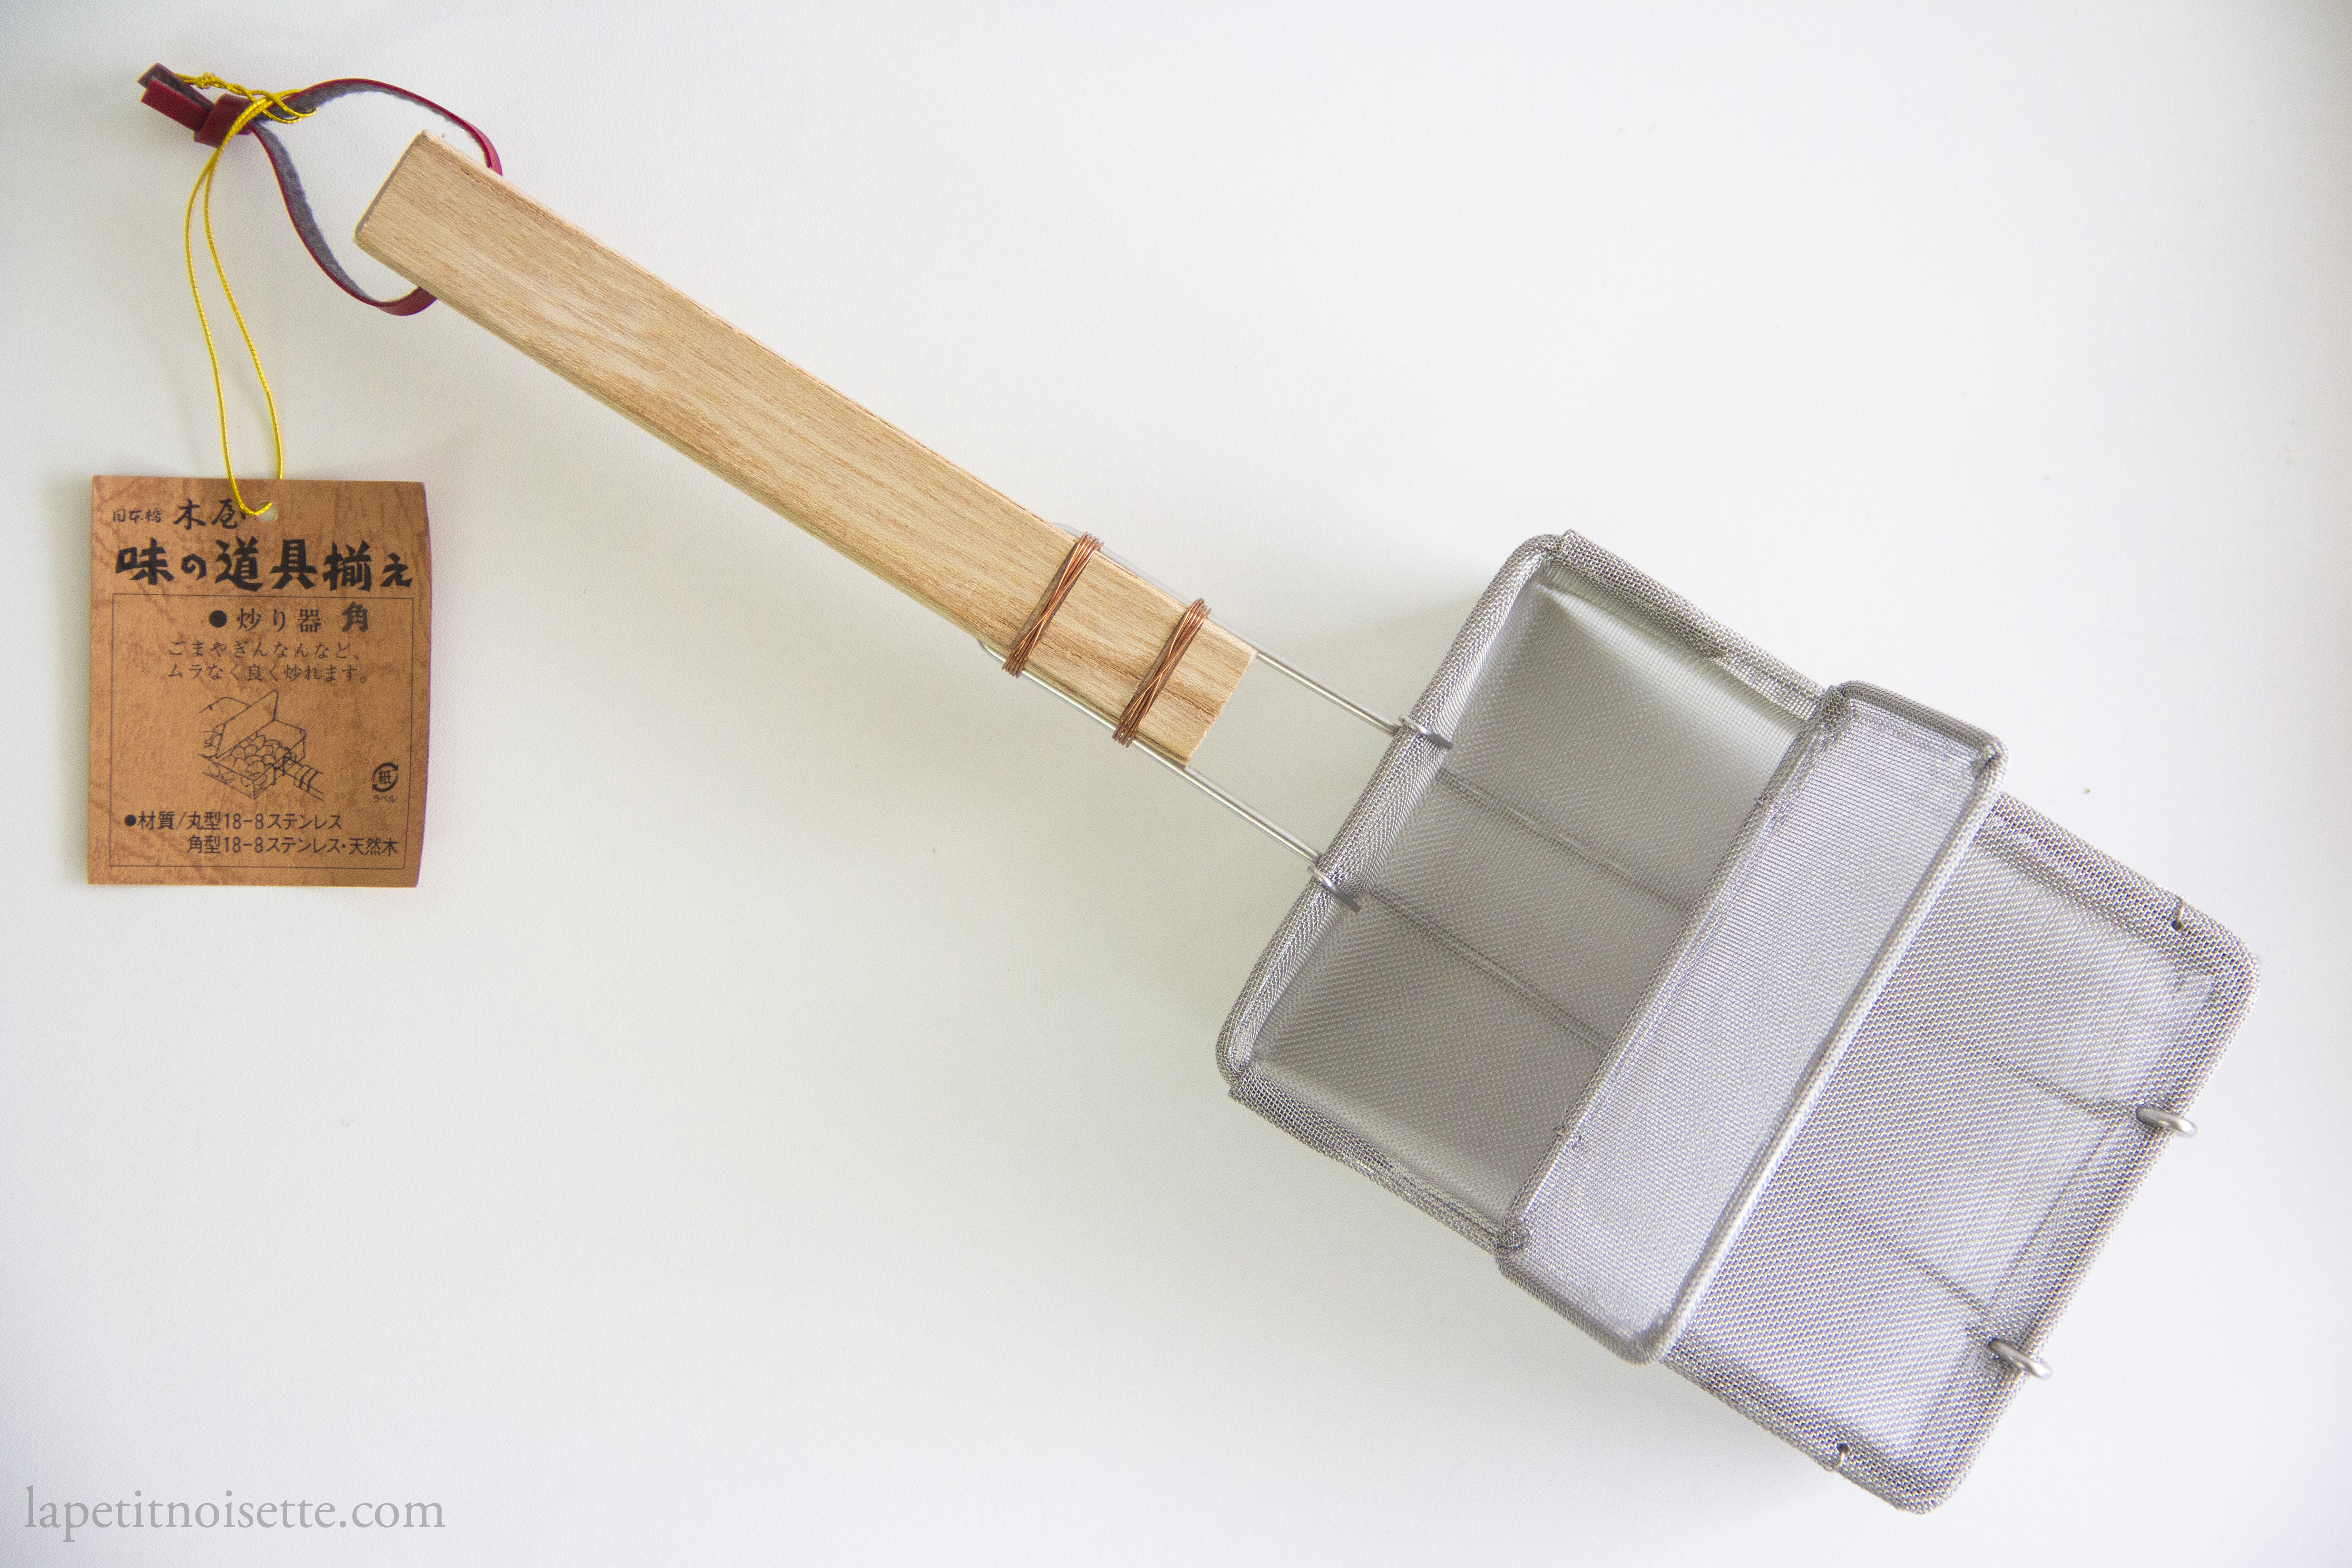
[
  {"x1": 380, "y1": 552, "x2": 412, "y2": 588},
  {"x1": 271, "y1": 539, "x2": 318, "y2": 589},
  {"x1": 215, "y1": 536, "x2": 263, "y2": 592},
  {"x1": 113, "y1": 539, "x2": 173, "y2": 584},
  {"x1": 323, "y1": 540, "x2": 372, "y2": 592}
]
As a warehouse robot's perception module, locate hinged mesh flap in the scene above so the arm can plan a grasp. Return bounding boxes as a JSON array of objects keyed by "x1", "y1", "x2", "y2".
[
  {"x1": 1659, "y1": 796, "x2": 2253, "y2": 1509},
  {"x1": 1502, "y1": 684, "x2": 2004, "y2": 1361}
]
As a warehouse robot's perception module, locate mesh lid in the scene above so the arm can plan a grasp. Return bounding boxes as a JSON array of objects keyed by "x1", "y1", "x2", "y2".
[
  {"x1": 1500, "y1": 682, "x2": 2005, "y2": 1362},
  {"x1": 1660, "y1": 794, "x2": 2252, "y2": 1509}
]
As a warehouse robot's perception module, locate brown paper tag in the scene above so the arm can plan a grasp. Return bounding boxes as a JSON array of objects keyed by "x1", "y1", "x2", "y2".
[{"x1": 88, "y1": 477, "x2": 431, "y2": 887}]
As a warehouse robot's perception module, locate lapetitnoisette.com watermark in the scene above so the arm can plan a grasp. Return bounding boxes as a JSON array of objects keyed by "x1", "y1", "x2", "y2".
[{"x1": 24, "y1": 1486, "x2": 442, "y2": 1543}]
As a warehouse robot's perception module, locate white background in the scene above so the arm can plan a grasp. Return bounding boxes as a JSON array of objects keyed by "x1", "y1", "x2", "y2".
[{"x1": 3, "y1": 3, "x2": 2347, "y2": 1563}]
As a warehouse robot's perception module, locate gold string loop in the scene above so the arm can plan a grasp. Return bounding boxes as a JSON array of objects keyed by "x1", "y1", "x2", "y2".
[{"x1": 179, "y1": 74, "x2": 312, "y2": 518}]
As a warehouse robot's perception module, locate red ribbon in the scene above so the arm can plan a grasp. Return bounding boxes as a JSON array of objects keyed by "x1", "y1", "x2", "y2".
[{"x1": 137, "y1": 65, "x2": 501, "y2": 317}]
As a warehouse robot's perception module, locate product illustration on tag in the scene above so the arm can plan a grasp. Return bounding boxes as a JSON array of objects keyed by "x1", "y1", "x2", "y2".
[{"x1": 196, "y1": 689, "x2": 324, "y2": 800}]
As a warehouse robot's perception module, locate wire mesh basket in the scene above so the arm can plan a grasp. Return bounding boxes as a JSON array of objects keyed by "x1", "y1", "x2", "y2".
[{"x1": 1220, "y1": 534, "x2": 2254, "y2": 1510}]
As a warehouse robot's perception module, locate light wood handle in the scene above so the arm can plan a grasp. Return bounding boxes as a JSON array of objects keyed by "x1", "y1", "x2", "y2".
[{"x1": 354, "y1": 134, "x2": 1250, "y2": 761}]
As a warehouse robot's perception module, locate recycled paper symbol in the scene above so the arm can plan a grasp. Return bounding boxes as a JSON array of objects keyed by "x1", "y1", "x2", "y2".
[{"x1": 196, "y1": 689, "x2": 324, "y2": 800}]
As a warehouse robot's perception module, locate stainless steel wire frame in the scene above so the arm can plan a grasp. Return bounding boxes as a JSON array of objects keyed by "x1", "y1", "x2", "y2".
[{"x1": 976, "y1": 627, "x2": 1444, "y2": 881}]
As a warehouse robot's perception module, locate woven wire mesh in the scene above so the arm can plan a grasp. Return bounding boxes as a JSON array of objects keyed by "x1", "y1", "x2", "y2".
[
  {"x1": 1504, "y1": 684, "x2": 2004, "y2": 1362},
  {"x1": 1660, "y1": 795, "x2": 2253, "y2": 1509},
  {"x1": 1217, "y1": 534, "x2": 2254, "y2": 1510}
]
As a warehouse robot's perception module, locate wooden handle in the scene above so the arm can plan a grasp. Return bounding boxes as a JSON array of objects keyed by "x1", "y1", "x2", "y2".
[{"x1": 354, "y1": 134, "x2": 1250, "y2": 761}]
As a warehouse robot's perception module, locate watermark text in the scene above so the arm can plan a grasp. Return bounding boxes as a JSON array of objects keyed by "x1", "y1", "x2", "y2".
[{"x1": 24, "y1": 1486, "x2": 442, "y2": 1543}]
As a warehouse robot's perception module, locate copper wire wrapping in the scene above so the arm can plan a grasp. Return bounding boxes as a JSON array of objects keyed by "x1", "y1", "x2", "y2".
[
  {"x1": 1113, "y1": 598, "x2": 1210, "y2": 746},
  {"x1": 1002, "y1": 533, "x2": 1102, "y2": 677}
]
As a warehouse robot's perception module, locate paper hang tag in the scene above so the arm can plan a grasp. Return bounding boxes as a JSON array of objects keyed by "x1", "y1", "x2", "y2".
[{"x1": 88, "y1": 476, "x2": 431, "y2": 887}]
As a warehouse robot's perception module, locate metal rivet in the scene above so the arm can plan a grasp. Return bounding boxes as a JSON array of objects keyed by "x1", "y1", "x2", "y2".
[
  {"x1": 1310, "y1": 866, "x2": 1361, "y2": 912},
  {"x1": 2135, "y1": 1106, "x2": 2197, "y2": 1138},
  {"x1": 1988, "y1": 1338, "x2": 2051, "y2": 1379},
  {"x1": 1393, "y1": 717, "x2": 1454, "y2": 751}
]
